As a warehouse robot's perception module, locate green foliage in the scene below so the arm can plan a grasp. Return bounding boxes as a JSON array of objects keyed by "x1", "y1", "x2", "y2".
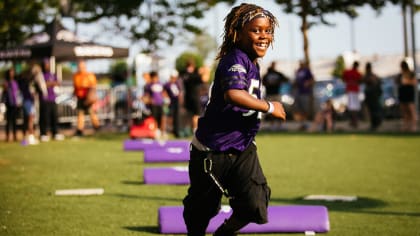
[
  {"x1": 0, "y1": 0, "x2": 52, "y2": 48},
  {"x1": 332, "y1": 55, "x2": 345, "y2": 78},
  {"x1": 175, "y1": 52, "x2": 204, "y2": 72},
  {"x1": 0, "y1": 0, "x2": 235, "y2": 53},
  {"x1": 109, "y1": 60, "x2": 128, "y2": 84},
  {"x1": 190, "y1": 32, "x2": 218, "y2": 62},
  {"x1": 273, "y1": 0, "x2": 400, "y2": 66}
]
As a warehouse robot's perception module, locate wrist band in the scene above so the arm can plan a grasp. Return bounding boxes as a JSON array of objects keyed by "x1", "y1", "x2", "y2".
[{"x1": 266, "y1": 101, "x2": 274, "y2": 114}]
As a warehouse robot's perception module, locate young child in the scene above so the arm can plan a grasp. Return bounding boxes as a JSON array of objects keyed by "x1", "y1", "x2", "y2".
[{"x1": 183, "y1": 3, "x2": 286, "y2": 236}]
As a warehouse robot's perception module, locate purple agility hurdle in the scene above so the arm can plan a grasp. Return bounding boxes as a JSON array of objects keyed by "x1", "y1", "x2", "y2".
[
  {"x1": 159, "y1": 205, "x2": 330, "y2": 234},
  {"x1": 143, "y1": 147, "x2": 189, "y2": 163},
  {"x1": 143, "y1": 167, "x2": 189, "y2": 185},
  {"x1": 123, "y1": 139, "x2": 190, "y2": 151}
]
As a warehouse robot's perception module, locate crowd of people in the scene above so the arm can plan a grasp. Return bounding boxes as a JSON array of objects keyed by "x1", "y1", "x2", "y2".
[
  {"x1": 1, "y1": 56, "x2": 418, "y2": 143},
  {"x1": 138, "y1": 60, "x2": 210, "y2": 139},
  {"x1": 1, "y1": 59, "x2": 66, "y2": 144},
  {"x1": 259, "y1": 58, "x2": 418, "y2": 133},
  {"x1": 1, "y1": 59, "x2": 102, "y2": 143}
]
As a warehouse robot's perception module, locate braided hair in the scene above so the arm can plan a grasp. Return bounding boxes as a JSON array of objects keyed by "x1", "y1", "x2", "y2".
[{"x1": 216, "y1": 3, "x2": 278, "y2": 60}]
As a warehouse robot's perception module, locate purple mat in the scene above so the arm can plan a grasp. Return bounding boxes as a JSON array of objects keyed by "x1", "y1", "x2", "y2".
[
  {"x1": 159, "y1": 205, "x2": 330, "y2": 234},
  {"x1": 143, "y1": 167, "x2": 189, "y2": 185},
  {"x1": 123, "y1": 139, "x2": 190, "y2": 151},
  {"x1": 144, "y1": 147, "x2": 189, "y2": 163}
]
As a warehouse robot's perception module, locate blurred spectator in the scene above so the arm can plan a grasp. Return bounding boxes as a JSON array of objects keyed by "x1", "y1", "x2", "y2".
[
  {"x1": 2, "y1": 67, "x2": 22, "y2": 142},
  {"x1": 395, "y1": 60, "x2": 417, "y2": 132},
  {"x1": 73, "y1": 60, "x2": 100, "y2": 137},
  {"x1": 39, "y1": 60, "x2": 64, "y2": 141},
  {"x1": 180, "y1": 60, "x2": 203, "y2": 133},
  {"x1": 143, "y1": 71, "x2": 167, "y2": 139},
  {"x1": 164, "y1": 70, "x2": 182, "y2": 138},
  {"x1": 363, "y1": 62, "x2": 383, "y2": 131},
  {"x1": 292, "y1": 60, "x2": 314, "y2": 130},
  {"x1": 18, "y1": 61, "x2": 45, "y2": 145},
  {"x1": 342, "y1": 61, "x2": 362, "y2": 129},
  {"x1": 309, "y1": 99, "x2": 335, "y2": 133},
  {"x1": 263, "y1": 61, "x2": 289, "y2": 99},
  {"x1": 263, "y1": 61, "x2": 289, "y2": 127}
]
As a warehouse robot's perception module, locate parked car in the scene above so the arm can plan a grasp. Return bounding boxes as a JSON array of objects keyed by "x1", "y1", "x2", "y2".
[
  {"x1": 277, "y1": 82, "x2": 295, "y2": 120},
  {"x1": 313, "y1": 79, "x2": 351, "y2": 119},
  {"x1": 380, "y1": 77, "x2": 399, "y2": 119}
]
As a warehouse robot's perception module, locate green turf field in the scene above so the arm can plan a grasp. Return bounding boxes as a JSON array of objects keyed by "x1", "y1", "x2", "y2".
[{"x1": 1, "y1": 133, "x2": 419, "y2": 236}]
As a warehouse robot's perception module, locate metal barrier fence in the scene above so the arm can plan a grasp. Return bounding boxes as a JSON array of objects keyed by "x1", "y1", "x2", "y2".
[
  {"x1": 56, "y1": 84, "x2": 132, "y2": 126},
  {"x1": 0, "y1": 84, "x2": 133, "y2": 127}
]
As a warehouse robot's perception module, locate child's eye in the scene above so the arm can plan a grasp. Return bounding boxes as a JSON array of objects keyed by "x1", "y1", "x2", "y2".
[
  {"x1": 251, "y1": 28, "x2": 273, "y2": 34},
  {"x1": 265, "y1": 29, "x2": 273, "y2": 34}
]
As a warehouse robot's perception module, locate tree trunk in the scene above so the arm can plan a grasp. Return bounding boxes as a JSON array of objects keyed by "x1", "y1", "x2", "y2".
[
  {"x1": 300, "y1": 0, "x2": 310, "y2": 67},
  {"x1": 402, "y1": 2, "x2": 409, "y2": 57}
]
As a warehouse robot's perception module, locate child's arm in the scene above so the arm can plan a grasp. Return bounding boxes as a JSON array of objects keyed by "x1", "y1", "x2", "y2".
[{"x1": 225, "y1": 89, "x2": 286, "y2": 120}]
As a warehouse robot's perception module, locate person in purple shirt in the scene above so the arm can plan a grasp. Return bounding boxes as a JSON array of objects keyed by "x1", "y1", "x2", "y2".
[
  {"x1": 164, "y1": 70, "x2": 182, "y2": 138},
  {"x1": 292, "y1": 60, "x2": 314, "y2": 130},
  {"x1": 39, "y1": 60, "x2": 64, "y2": 141},
  {"x1": 143, "y1": 71, "x2": 167, "y2": 138},
  {"x1": 18, "y1": 62, "x2": 43, "y2": 145},
  {"x1": 183, "y1": 4, "x2": 286, "y2": 236},
  {"x1": 2, "y1": 67, "x2": 21, "y2": 142}
]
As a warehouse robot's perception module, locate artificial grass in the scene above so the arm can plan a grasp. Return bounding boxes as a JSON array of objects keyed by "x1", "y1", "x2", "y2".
[{"x1": 1, "y1": 133, "x2": 419, "y2": 235}]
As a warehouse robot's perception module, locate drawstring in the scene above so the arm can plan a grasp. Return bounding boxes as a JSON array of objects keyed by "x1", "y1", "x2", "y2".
[{"x1": 203, "y1": 157, "x2": 232, "y2": 199}]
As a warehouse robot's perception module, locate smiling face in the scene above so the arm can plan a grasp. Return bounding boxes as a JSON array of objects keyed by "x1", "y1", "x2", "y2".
[{"x1": 236, "y1": 17, "x2": 274, "y2": 63}]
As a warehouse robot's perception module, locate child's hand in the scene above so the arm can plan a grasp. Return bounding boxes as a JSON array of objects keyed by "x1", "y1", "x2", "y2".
[{"x1": 271, "y1": 101, "x2": 286, "y2": 120}]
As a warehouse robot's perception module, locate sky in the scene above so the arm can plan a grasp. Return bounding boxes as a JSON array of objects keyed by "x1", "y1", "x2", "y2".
[
  {"x1": 73, "y1": 1, "x2": 418, "y2": 78},
  {"x1": 196, "y1": 1, "x2": 418, "y2": 63}
]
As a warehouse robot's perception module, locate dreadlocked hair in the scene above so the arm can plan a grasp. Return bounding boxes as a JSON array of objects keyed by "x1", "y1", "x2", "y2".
[{"x1": 216, "y1": 3, "x2": 278, "y2": 60}]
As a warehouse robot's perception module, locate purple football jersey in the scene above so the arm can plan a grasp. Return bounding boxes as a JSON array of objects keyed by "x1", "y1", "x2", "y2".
[
  {"x1": 144, "y1": 82, "x2": 164, "y2": 105},
  {"x1": 43, "y1": 72, "x2": 58, "y2": 102},
  {"x1": 164, "y1": 81, "x2": 181, "y2": 103},
  {"x1": 195, "y1": 48, "x2": 263, "y2": 152}
]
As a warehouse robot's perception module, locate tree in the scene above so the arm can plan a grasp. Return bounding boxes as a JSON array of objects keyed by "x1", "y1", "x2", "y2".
[
  {"x1": 0, "y1": 0, "x2": 234, "y2": 54},
  {"x1": 0, "y1": 0, "x2": 52, "y2": 48},
  {"x1": 331, "y1": 55, "x2": 345, "y2": 79},
  {"x1": 175, "y1": 52, "x2": 203, "y2": 73},
  {"x1": 273, "y1": 0, "x2": 400, "y2": 67},
  {"x1": 189, "y1": 32, "x2": 218, "y2": 63}
]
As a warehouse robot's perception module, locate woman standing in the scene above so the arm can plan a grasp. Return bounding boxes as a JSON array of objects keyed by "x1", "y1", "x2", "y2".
[
  {"x1": 2, "y1": 67, "x2": 21, "y2": 142},
  {"x1": 396, "y1": 60, "x2": 417, "y2": 132}
]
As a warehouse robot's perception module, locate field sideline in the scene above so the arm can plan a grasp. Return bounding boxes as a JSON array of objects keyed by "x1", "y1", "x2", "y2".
[{"x1": 1, "y1": 133, "x2": 419, "y2": 236}]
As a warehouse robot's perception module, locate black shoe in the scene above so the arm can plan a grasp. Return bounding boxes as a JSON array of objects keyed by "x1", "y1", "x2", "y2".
[
  {"x1": 74, "y1": 130, "x2": 83, "y2": 137},
  {"x1": 213, "y1": 221, "x2": 238, "y2": 236}
]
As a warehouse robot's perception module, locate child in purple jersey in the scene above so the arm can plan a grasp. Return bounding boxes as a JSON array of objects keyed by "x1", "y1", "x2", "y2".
[
  {"x1": 183, "y1": 3, "x2": 286, "y2": 236},
  {"x1": 143, "y1": 71, "x2": 167, "y2": 138},
  {"x1": 39, "y1": 60, "x2": 63, "y2": 141}
]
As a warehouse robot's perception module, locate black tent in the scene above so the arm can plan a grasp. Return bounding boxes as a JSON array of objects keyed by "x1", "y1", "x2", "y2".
[{"x1": 0, "y1": 19, "x2": 129, "y2": 62}]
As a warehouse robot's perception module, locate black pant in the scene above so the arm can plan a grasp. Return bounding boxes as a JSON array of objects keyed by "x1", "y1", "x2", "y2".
[
  {"x1": 5, "y1": 106, "x2": 19, "y2": 140},
  {"x1": 39, "y1": 101, "x2": 58, "y2": 136},
  {"x1": 169, "y1": 101, "x2": 180, "y2": 137},
  {"x1": 367, "y1": 103, "x2": 383, "y2": 130},
  {"x1": 150, "y1": 105, "x2": 163, "y2": 128},
  {"x1": 183, "y1": 143, "x2": 270, "y2": 236}
]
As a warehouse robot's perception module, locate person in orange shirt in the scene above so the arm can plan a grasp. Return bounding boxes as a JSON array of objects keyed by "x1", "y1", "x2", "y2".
[{"x1": 73, "y1": 60, "x2": 100, "y2": 136}]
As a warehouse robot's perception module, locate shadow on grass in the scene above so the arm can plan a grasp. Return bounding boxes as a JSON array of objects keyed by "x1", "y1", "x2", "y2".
[
  {"x1": 121, "y1": 180, "x2": 144, "y2": 185},
  {"x1": 111, "y1": 193, "x2": 182, "y2": 202},
  {"x1": 123, "y1": 226, "x2": 160, "y2": 234},
  {"x1": 271, "y1": 196, "x2": 420, "y2": 217},
  {"x1": 259, "y1": 130, "x2": 420, "y2": 137}
]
